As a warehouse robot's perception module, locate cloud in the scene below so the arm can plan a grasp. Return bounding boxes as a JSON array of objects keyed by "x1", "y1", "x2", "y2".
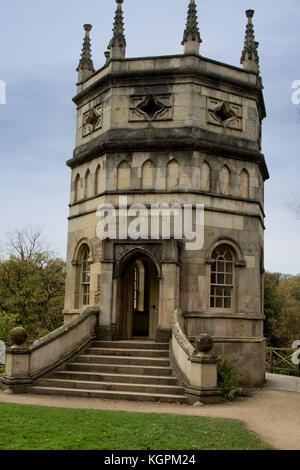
[{"x1": 0, "y1": 0, "x2": 300, "y2": 272}]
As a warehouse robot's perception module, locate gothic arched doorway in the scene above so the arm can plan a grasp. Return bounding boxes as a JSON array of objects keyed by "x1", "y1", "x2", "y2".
[{"x1": 120, "y1": 253, "x2": 159, "y2": 340}]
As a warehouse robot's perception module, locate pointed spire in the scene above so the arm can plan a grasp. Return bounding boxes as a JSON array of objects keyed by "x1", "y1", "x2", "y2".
[
  {"x1": 241, "y1": 10, "x2": 261, "y2": 81},
  {"x1": 108, "y1": 0, "x2": 126, "y2": 59},
  {"x1": 182, "y1": 0, "x2": 202, "y2": 55},
  {"x1": 77, "y1": 24, "x2": 95, "y2": 83}
]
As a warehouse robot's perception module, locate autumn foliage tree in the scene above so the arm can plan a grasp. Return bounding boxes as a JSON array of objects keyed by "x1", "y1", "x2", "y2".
[
  {"x1": 264, "y1": 272, "x2": 300, "y2": 347},
  {"x1": 0, "y1": 229, "x2": 65, "y2": 341}
]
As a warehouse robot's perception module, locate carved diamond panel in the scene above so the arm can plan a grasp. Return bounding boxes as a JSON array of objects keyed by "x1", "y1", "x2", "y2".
[
  {"x1": 129, "y1": 94, "x2": 173, "y2": 122},
  {"x1": 82, "y1": 104, "x2": 103, "y2": 137},
  {"x1": 207, "y1": 97, "x2": 242, "y2": 131}
]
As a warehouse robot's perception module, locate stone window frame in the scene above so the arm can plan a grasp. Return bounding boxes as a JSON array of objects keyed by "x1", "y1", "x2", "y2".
[
  {"x1": 81, "y1": 246, "x2": 91, "y2": 306},
  {"x1": 210, "y1": 244, "x2": 235, "y2": 311},
  {"x1": 74, "y1": 173, "x2": 81, "y2": 203},
  {"x1": 72, "y1": 238, "x2": 95, "y2": 309},
  {"x1": 205, "y1": 239, "x2": 246, "y2": 314}
]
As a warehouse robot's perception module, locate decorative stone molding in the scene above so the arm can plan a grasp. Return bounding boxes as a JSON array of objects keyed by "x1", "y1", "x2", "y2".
[
  {"x1": 82, "y1": 104, "x2": 103, "y2": 137},
  {"x1": 207, "y1": 97, "x2": 242, "y2": 131},
  {"x1": 2, "y1": 307, "x2": 98, "y2": 393},
  {"x1": 205, "y1": 238, "x2": 245, "y2": 266},
  {"x1": 129, "y1": 94, "x2": 173, "y2": 122},
  {"x1": 113, "y1": 243, "x2": 162, "y2": 278},
  {"x1": 72, "y1": 237, "x2": 95, "y2": 265},
  {"x1": 172, "y1": 309, "x2": 195, "y2": 357},
  {"x1": 171, "y1": 309, "x2": 222, "y2": 404}
]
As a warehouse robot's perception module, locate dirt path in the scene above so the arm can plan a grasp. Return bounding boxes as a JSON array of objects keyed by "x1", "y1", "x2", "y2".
[{"x1": 0, "y1": 388, "x2": 299, "y2": 450}]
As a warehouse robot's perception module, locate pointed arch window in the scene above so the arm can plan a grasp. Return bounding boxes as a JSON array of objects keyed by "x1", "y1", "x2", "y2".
[
  {"x1": 210, "y1": 245, "x2": 234, "y2": 310},
  {"x1": 117, "y1": 161, "x2": 131, "y2": 190},
  {"x1": 84, "y1": 169, "x2": 92, "y2": 199},
  {"x1": 95, "y1": 164, "x2": 102, "y2": 195},
  {"x1": 81, "y1": 246, "x2": 91, "y2": 306},
  {"x1": 201, "y1": 162, "x2": 211, "y2": 191},
  {"x1": 240, "y1": 169, "x2": 250, "y2": 198},
  {"x1": 167, "y1": 159, "x2": 180, "y2": 190},
  {"x1": 74, "y1": 174, "x2": 81, "y2": 203},
  {"x1": 220, "y1": 165, "x2": 231, "y2": 195},
  {"x1": 142, "y1": 160, "x2": 155, "y2": 189}
]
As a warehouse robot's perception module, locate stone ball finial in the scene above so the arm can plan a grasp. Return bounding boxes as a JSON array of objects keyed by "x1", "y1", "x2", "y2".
[
  {"x1": 84, "y1": 24, "x2": 92, "y2": 32},
  {"x1": 246, "y1": 9, "x2": 255, "y2": 19},
  {"x1": 10, "y1": 327, "x2": 28, "y2": 347},
  {"x1": 194, "y1": 333, "x2": 214, "y2": 354}
]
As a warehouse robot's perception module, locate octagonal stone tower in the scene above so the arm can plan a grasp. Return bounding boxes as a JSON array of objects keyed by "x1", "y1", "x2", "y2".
[{"x1": 64, "y1": 1, "x2": 269, "y2": 386}]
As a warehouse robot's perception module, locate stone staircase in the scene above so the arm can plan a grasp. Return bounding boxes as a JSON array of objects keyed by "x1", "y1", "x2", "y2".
[{"x1": 30, "y1": 340, "x2": 188, "y2": 403}]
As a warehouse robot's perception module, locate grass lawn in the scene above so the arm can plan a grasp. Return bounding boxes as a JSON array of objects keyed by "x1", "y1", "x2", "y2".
[{"x1": 0, "y1": 402, "x2": 272, "y2": 450}]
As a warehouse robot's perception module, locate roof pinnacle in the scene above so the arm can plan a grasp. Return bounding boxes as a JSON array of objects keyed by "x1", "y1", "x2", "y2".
[
  {"x1": 77, "y1": 24, "x2": 95, "y2": 82},
  {"x1": 182, "y1": 0, "x2": 202, "y2": 55},
  {"x1": 108, "y1": 0, "x2": 126, "y2": 59},
  {"x1": 241, "y1": 9, "x2": 261, "y2": 83}
]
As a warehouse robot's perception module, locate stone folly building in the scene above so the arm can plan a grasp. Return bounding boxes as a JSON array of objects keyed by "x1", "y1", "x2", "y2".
[
  {"x1": 65, "y1": 1, "x2": 268, "y2": 385},
  {"x1": 2, "y1": 1, "x2": 269, "y2": 401}
]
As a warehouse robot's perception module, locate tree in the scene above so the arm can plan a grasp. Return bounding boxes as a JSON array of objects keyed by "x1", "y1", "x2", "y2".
[
  {"x1": 264, "y1": 272, "x2": 284, "y2": 346},
  {"x1": 264, "y1": 272, "x2": 300, "y2": 348},
  {"x1": 0, "y1": 228, "x2": 65, "y2": 341}
]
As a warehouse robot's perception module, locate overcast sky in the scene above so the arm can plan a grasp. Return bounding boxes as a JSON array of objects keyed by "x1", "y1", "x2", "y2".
[{"x1": 0, "y1": 0, "x2": 299, "y2": 274}]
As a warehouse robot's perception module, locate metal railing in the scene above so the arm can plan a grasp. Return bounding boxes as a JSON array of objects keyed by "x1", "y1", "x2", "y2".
[{"x1": 266, "y1": 347, "x2": 300, "y2": 377}]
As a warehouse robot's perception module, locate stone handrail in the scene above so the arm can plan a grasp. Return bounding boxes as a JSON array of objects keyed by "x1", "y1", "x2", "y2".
[
  {"x1": 171, "y1": 308, "x2": 221, "y2": 404},
  {"x1": 171, "y1": 308, "x2": 195, "y2": 358},
  {"x1": 2, "y1": 306, "x2": 99, "y2": 392}
]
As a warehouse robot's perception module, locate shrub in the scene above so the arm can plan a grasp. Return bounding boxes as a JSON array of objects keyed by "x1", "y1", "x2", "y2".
[
  {"x1": 217, "y1": 360, "x2": 243, "y2": 400},
  {"x1": 0, "y1": 312, "x2": 18, "y2": 344}
]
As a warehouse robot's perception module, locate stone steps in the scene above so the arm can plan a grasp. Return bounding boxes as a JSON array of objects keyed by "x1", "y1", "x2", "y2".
[
  {"x1": 65, "y1": 362, "x2": 173, "y2": 376},
  {"x1": 85, "y1": 347, "x2": 169, "y2": 358},
  {"x1": 74, "y1": 354, "x2": 170, "y2": 367},
  {"x1": 30, "y1": 339, "x2": 188, "y2": 403},
  {"x1": 35, "y1": 378, "x2": 185, "y2": 395},
  {"x1": 30, "y1": 386, "x2": 187, "y2": 403},
  {"x1": 49, "y1": 370, "x2": 178, "y2": 386},
  {"x1": 93, "y1": 341, "x2": 169, "y2": 350}
]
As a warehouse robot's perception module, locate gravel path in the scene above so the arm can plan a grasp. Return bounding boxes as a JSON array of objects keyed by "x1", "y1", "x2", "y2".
[{"x1": 0, "y1": 388, "x2": 299, "y2": 450}]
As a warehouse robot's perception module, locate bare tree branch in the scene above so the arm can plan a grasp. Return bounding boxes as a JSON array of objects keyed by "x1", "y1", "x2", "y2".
[{"x1": 6, "y1": 227, "x2": 52, "y2": 261}]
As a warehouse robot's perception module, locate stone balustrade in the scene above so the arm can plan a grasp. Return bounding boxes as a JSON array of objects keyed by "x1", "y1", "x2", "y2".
[
  {"x1": 2, "y1": 307, "x2": 99, "y2": 393},
  {"x1": 171, "y1": 308, "x2": 222, "y2": 404}
]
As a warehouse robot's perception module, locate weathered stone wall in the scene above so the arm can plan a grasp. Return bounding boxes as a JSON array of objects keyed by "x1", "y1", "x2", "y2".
[{"x1": 64, "y1": 52, "x2": 268, "y2": 386}]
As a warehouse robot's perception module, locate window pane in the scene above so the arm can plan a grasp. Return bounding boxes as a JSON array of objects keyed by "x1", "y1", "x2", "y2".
[
  {"x1": 217, "y1": 261, "x2": 225, "y2": 273},
  {"x1": 210, "y1": 245, "x2": 234, "y2": 310},
  {"x1": 81, "y1": 247, "x2": 91, "y2": 306},
  {"x1": 224, "y1": 287, "x2": 232, "y2": 297},
  {"x1": 226, "y1": 263, "x2": 233, "y2": 273},
  {"x1": 216, "y1": 286, "x2": 223, "y2": 296}
]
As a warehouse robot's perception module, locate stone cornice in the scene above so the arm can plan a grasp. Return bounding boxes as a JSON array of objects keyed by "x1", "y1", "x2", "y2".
[
  {"x1": 67, "y1": 202, "x2": 266, "y2": 229},
  {"x1": 69, "y1": 189, "x2": 265, "y2": 217},
  {"x1": 74, "y1": 54, "x2": 265, "y2": 116},
  {"x1": 67, "y1": 127, "x2": 269, "y2": 181}
]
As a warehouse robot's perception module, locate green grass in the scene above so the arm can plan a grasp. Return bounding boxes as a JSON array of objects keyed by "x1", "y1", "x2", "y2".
[
  {"x1": 0, "y1": 402, "x2": 272, "y2": 450},
  {"x1": 0, "y1": 365, "x2": 5, "y2": 374}
]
